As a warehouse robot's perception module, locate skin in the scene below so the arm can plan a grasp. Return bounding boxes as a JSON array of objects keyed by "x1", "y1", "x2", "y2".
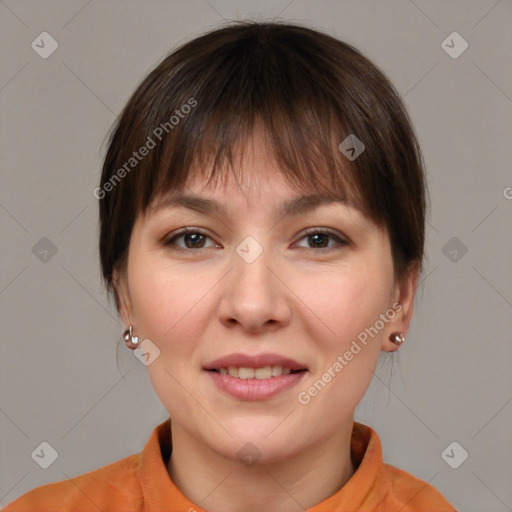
[{"x1": 115, "y1": 131, "x2": 418, "y2": 512}]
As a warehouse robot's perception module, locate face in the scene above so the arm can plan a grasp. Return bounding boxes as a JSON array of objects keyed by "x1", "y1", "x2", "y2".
[{"x1": 116, "y1": 133, "x2": 417, "y2": 465}]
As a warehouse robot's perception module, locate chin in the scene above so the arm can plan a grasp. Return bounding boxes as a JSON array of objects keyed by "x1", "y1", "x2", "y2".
[
  {"x1": 229, "y1": 437, "x2": 301, "y2": 467},
  {"x1": 211, "y1": 418, "x2": 306, "y2": 463}
]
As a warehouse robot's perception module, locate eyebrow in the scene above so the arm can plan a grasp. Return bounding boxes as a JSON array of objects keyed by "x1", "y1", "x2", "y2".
[{"x1": 151, "y1": 192, "x2": 348, "y2": 218}]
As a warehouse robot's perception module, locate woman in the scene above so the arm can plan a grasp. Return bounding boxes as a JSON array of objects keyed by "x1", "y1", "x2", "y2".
[{"x1": 5, "y1": 20, "x2": 456, "y2": 511}]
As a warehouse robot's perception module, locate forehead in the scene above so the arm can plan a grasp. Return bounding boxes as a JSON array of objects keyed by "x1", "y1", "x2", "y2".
[
  {"x1": 135, "y1": 135, "x2": 384, "y2": 241},
  {"x1": 147, "y1": 168, "x2": 374, "y2": 234},
  {"x1": 151, "y1": 189, "x2": 350, "y2": 219},
  {"x1": 150, "y1": 130, "x2": 357, "y2": 214}
]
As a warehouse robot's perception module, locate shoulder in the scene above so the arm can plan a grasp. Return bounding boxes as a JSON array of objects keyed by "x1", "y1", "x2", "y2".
[
  {"x1": 379, "y1": 462, "x2": 456, "y2": 511},
  {"x1": 3, "y1": 453, "x2": 144, "y2": 512}
]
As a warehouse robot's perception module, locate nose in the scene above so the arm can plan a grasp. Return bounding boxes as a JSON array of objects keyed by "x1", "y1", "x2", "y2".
[{"x1": 217, "y1": 240, "x2": 291, "y2": 334}]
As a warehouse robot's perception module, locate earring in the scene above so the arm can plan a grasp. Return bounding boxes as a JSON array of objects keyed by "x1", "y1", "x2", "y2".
[
  {"x1": 123, "y1": 325, "x2": 141, "y2": 350},
  {"x1": 389, "y1": 331, "x2": 405, "y2": 346}
]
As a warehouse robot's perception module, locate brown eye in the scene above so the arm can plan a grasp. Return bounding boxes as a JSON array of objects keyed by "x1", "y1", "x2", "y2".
[
  {"x1": 295, "y1": 229, "x2": 348, "y2": 251},
  {"x1": 163, "y1": 229, "x2": 218, "y2": 250},
  {"x1": 162, "y1": 227, "x2": 348, "y2": 252}
]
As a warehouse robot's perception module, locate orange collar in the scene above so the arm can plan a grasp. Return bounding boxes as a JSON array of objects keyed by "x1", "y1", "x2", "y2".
[{"x1": 139, "y1": 418, "x2": 386, "y2": 511}]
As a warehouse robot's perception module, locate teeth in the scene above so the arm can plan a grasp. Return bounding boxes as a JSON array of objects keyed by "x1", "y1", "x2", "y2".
[
  {"x1": 271, "y1": 365, "x2": 283, "y2": 377},
  {"x1": 255, "y1": 366, "x2": 272, "y2": 379},
  {"x1": 238, "y1": 367, "x2": 255, "y2": 379},
  {"x1": 217, "y1": 365, "x2": 298, "y2": 378}
]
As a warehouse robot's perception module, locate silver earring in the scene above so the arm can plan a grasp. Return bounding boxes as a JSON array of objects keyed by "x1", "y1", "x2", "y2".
[
  {"x1": 123, "y1": 325, "x2": 141, "y2": 350},
  {"x1": 389, "y1": 332, "x2": 405, "y2": 346}
]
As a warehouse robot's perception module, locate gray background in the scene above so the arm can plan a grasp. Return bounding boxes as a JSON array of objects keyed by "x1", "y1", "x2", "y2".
[{"x1": 1, "y1": 0, "x2": 511, "y2": 510}]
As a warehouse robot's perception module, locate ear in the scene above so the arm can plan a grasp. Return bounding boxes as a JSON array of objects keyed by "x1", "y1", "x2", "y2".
[
  {"x1": 113, "y1": 267, "x2": 134, "y2": 328},
  {"x1": 381, "y1": 263, "x2": 420, "y2": 353}
]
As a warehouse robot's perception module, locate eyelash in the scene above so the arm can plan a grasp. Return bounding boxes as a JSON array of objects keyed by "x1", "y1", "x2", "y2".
[{"x1": 162, "y1": 227, "x2": 349, "y2": 252}]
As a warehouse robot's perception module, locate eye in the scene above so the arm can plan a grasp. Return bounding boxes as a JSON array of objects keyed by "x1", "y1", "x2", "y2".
[
  {"x1": 163, "y1": 228, "x2": 219, "y2": 250},
  {"x1": 294, "y1": 228, "x2": 349, "y2": 251},
  {"x1": 163, "y1": 227, "x2": 349, "y2": 252}
]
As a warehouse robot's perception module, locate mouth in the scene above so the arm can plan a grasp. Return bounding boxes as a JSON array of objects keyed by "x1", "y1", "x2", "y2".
[
  {"x1": 207, "y1": 366, "x2": 305, "y2": 379},
  {"x1": 204, "y1": 352, "x2": 308, "y2": 373},
  {"x1": 203, "y1": 353, "x2": 308, "y2": 400}
]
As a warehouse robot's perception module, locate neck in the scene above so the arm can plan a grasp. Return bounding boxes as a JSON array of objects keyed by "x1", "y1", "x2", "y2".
[{"x1": 167, "y1": 420, "x2": 356, "y2": 512}]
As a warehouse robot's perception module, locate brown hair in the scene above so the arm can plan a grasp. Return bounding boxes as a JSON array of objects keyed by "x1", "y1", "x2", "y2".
[{"x1": 98, "y1": 20, "x2": 427, "y2": 313}]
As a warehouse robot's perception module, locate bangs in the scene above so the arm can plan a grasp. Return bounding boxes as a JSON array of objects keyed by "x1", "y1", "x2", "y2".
[
  {"x1": 150, "y1": 104, "x2": 364, "y2": 215},
  {"x1": 126, "y1": 22, "x2": 383, "y2": 222}
]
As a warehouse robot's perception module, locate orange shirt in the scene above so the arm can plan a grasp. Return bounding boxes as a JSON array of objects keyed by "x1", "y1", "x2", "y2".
[{"x1": 4, "y1": 419, "x2": 455, "y2": 511}]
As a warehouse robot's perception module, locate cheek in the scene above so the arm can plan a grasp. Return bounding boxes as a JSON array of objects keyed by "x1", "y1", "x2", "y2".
[
  {"x1": 295, "y1": 262, "x2": 392, "y2": 348},
  {"x1": 293, "y1": 262, "x2": 393, "y2": 415},
  {"x1": 128, "y1": 255, "x2": 216, "y2": 356},
  {"x1": 126, "y1": 256, "x2": 213, "y2": 420}
]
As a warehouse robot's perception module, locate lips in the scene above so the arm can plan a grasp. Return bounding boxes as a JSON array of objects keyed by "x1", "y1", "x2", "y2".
[
  {"x1": 204, "y1": 352, "x2": 307, "y2": 372},
  {"x1": 203, "y1": 353, "x2": 308, "y2": 400}
]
